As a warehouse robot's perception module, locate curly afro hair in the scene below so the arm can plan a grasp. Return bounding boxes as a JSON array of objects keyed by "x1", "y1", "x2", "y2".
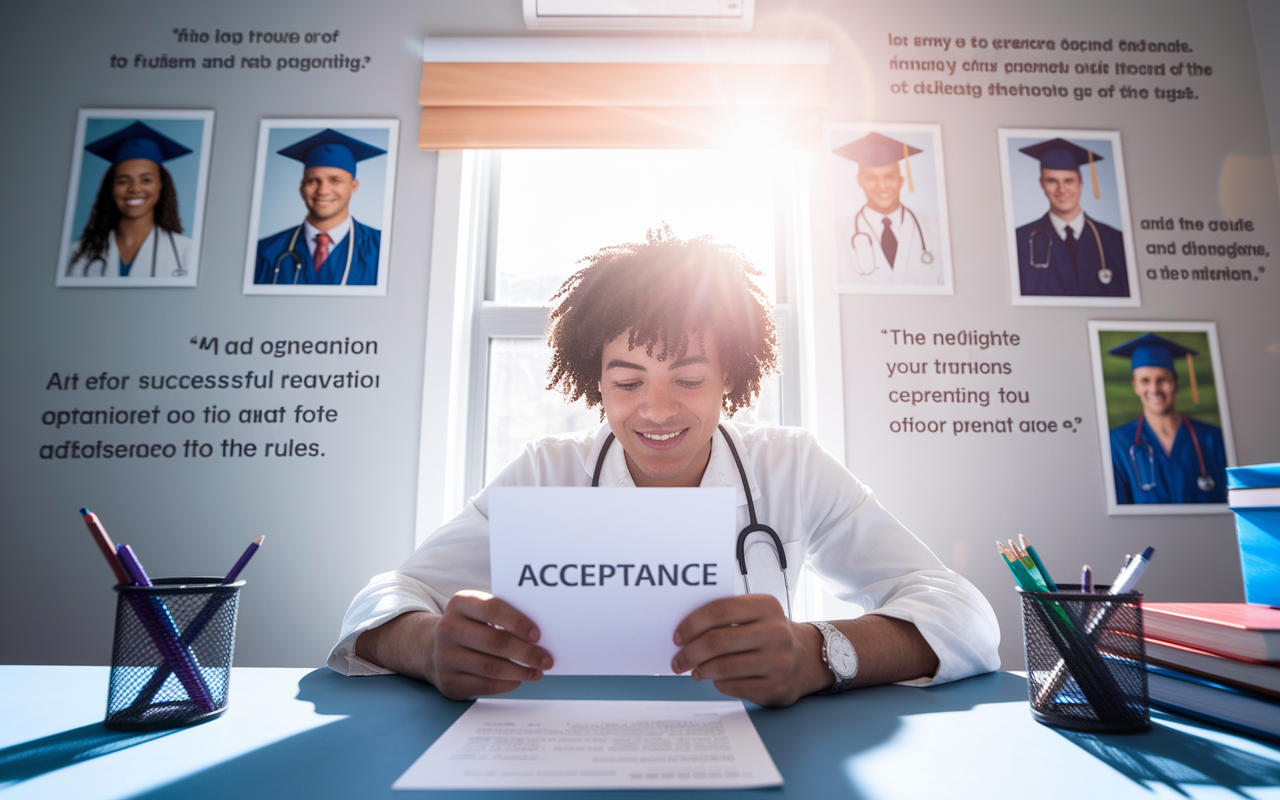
[{"x1": 546, "y1": 226, "x2": 779, "y2": 417}]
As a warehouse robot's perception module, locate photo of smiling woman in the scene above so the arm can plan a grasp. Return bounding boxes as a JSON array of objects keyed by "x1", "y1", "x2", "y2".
[{"x1": 57, "y1": 110, "x2": 212, "y2": 287}]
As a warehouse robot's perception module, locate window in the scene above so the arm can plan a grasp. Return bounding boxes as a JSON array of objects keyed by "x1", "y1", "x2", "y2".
[
  {"x1": 468, "y1": 149, "x2": 804, "y2": 495},
  {"x1": 420, "y1": 147, "x2": 847, "y2": 619}
]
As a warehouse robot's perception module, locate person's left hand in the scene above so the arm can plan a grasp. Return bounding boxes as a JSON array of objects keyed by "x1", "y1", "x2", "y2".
[{"x1": 670, "y1": 594, "x2": 830, "y2": 707}]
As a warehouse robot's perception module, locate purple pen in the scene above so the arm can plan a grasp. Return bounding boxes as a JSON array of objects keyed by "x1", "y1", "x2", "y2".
[
  {"x1": 223, "y1": 536, "x2": 264, "y2": 583},
  {"x1": 116, "y1": 544, "x2": 216, "y2": 711}
]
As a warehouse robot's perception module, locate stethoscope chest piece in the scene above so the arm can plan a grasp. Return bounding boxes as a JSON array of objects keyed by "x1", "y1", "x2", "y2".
[
  {"x1": 1098, "y1": 268, "x2": 1113, "y2": 285},
  {"x1": 1197, "y1": 475, "x2": 1216, "y2": 492},
  {"x1": 920, "y1": 251, "x2": 934, "y2": 264}
]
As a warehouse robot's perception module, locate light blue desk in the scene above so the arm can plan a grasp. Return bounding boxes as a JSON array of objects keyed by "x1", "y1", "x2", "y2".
[{"x1": 2, "y1": 666, "x2": 1279, "y2": 798}]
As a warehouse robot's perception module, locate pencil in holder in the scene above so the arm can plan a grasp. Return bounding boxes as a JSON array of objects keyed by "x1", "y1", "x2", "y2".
[
  {"x1": 1019, "y1": 585, "x2": 1149, "y2": 733},
  {"x1": 105, "y1": 577, "x2": 243, "y2": 731}
]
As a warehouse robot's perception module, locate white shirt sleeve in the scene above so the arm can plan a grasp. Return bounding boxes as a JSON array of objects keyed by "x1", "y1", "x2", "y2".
[
  {"x1": 326, "y1": 438, "x2": 568, "y2": 676},
  {"x1": 792, "y1": 432, "x2": 1001, "y2": 686}
]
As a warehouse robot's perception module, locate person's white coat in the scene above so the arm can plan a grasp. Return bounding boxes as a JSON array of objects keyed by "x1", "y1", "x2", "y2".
[
  {"x1": 66, "y1": 227, "x2": 193, "y2": 278},
  {"x1": 328, "y1": 421, "x2": 1000, "y2": 687},
  {"x1": 836, "y1": 204, "x2": 944, "y2": 285}
]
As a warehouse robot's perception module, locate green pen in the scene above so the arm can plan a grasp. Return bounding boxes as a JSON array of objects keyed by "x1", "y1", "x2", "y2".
[{"x1": 1019, "y1": 534, "x2": 1059, "y2": 591}]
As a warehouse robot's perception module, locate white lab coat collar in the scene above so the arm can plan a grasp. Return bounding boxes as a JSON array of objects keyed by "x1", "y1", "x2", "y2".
[
  {"x1": 582, "y1": 420, "x2": 762, "y2": 509},
  {"x1": 1049, "y1": 211, "x2": 1086, "y2": 241}
]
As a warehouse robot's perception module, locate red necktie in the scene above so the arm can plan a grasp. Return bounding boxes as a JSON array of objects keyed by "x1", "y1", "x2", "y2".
[{"x1": 314, "y1": 232, "x2": 332, "y2": 271}]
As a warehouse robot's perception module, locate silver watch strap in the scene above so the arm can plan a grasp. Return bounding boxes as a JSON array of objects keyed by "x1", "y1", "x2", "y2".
[{"x1": 811, "y1": 621, "x2": 857, "y2": 694}]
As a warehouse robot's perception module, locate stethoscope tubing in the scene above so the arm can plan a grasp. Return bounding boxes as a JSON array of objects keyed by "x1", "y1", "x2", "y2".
[
  {"x1": 592, "y1": 424, "x2": 793, "y2": 621},
  {"x1": 271, "y1": 222, "x2": 355, "y2": 286},
  {"x1": 1129, "y1": 412, "x2": 1212, "y2": 491},
  {"x1": 851, "y1": 205, "x2": 932, "y2": 272},
  {"x1": 1028, "y1": 217, "x2": 1109, "y2": 284},
  {"x1": 75, "y1": 227, "x2": 184, "y2": 278}
]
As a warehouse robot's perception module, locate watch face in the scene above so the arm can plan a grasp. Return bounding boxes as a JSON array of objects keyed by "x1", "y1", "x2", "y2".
[{"x1": 828, "y1": 637, "x2": 857, "y2": 678}]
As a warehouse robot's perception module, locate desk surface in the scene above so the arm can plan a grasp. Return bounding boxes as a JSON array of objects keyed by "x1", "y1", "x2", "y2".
[{"x1": 2, "y1": 666, "x2": 1279, "y2": 799}]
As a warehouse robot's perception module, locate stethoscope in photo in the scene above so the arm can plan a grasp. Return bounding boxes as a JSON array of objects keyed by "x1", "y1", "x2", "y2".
[
  {"x1": 592, "y1": 423, "x2": 793, "y2": 621},
  {"x1": 1128, "y1": 413, "x2": 1215, "y2": 493},
  {"x1": 271, "y1": 223, "x2": 355, "y2": 285},
  {"x1": 1027, "y1": 216, "x2": 1113, "y2": 285},
  {"x1": 72, "y1": 228, "x2": 185, "y2": 278},
  {"x1": 849, "y1": 205, "x2": 933, "y2": 276}
]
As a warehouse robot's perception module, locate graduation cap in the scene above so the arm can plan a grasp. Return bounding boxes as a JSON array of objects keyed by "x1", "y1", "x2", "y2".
[
  {"x1": 277, "y1": 129, "x2": 386, "y2": 177},
  {"x1": 84, "y1": 121, "x2": 193, "y2": 165},
  {"x1": 833, "y1": 132, "x2": 923, "y2": 192},
  {"x1": 1108, "y1": 332, "x2": 1201, "y2": 404},
  {"x1": 1019, "y1": 137, "x2": 1104, "y2": 200}
]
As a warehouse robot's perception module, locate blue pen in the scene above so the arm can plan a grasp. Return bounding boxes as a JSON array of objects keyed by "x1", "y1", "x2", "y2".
[
  {"x1": 1081, "y1": 565, "x2": 1093, "y2": 593},
  {"x1": 116, "y1": 544, "x2": 215, "y2": 711}
]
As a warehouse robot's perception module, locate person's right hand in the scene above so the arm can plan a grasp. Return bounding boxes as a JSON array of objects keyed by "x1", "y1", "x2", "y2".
[{"x1": 426, "y1": 590, "x2": 554, "y2": 700}]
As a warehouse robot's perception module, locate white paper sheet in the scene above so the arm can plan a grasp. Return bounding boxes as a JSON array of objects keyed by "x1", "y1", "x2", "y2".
[
  {"x1": 488, "y1": 486, "x2": 736, "y2": 675},
  {"x1": 393, "y1": 699, "x2": 783, "y2": 791}
]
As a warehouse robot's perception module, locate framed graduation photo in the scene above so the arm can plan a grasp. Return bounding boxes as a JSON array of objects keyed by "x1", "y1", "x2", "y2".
[
  {"x1": 825, "y1": 122, "x2": 954, "y2": 295},
  {"x1": 57, "y1": 109, "x2": 214, "y2": 288},
  {"x1": 999, "y1": 129, "x2": 1140, "y2": 307},
  {"x1": 1087, "y1": 321, "x2": 1236, "y2": 516},
  {"x1": 242, "y1": 119, "x2": 398, "y2": 296}
]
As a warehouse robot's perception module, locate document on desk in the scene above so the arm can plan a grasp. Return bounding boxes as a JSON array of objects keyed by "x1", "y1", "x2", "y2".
[
  {"x1": 392, "y1": 698, "x2": 783, "y2": 791},
  {"x1": 488, "y1": 486, "x2": 736, "y2": 675}
]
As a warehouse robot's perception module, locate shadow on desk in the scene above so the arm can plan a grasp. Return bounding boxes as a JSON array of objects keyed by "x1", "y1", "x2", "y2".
[
  {"x1": 1058, "y1": 717, "x2": 1280, "y2": 794},
  {"x1": 91, "y1": 670, "x2": 1280, "y2": 800},
  {"x1": 116, "y1": 669, "x2": 1019, "y2": 800},
  {"x1": 0, "y1": 724, "x2": 173, "y2": 788}
]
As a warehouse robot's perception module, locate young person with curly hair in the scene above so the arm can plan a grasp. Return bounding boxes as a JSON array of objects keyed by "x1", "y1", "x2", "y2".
[
  {"x1": 67, "y1": 121, "x2": 193, "y2": 278},
  {"x1": 330, "y1": 228, "x2": 999, "y2": 706}
]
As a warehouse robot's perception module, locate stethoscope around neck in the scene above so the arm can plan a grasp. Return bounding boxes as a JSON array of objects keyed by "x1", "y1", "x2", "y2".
[
  {"x1": 592, "y1": 423, "x2": 793, "y2": 621},
  {"x1": 849, "y1": 205, "x2": 933, "y2": 276},
  {"x1": 1028, "y1": 216, "x2": 1113, "y2": 285},
  {"x1": 271, "y1": 223, "x2": 354, "y2": 285},
  {"x1": 1128, "y1": 413, "x2": 1215, "y2": 493},
  {"x1": 73, "y1": 227, "x2": 185, "y2": 278}
]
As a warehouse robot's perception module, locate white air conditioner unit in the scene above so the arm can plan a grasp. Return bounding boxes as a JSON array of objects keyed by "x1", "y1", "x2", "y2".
[{"x1": 523, "y1": 0, "x2": 754, "y2": 31}]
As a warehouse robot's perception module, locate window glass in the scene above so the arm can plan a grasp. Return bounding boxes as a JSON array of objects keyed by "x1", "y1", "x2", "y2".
[{"x1": 493, "y1": 150, "x2": 778, "y2": 306}]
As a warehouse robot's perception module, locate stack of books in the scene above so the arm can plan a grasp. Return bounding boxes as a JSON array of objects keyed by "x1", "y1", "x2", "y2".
[{"x1": 1142, "y1": 602, "x2": 1280, "y2": 741}]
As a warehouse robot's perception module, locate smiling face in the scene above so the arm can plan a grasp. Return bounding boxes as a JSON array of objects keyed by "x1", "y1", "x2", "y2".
[
  {"x1": 1039, "y1": 167, "x2": 1083, "y2": 220},
  {"x1": 111, "y1": 159, "x2": 161, "y2": 221},
  {"x1": 856, "y1": 162, "x2": 905, "y2": 215},
  {"x1": 598, "y1": 331, "x2": 727, "y2": 488},
  {"x1": 300, "y1": 166, "x2": 358, "y2": 229},
  {"x1": 1132, "y1": 366, "x2": 1178, "y2": 417}
]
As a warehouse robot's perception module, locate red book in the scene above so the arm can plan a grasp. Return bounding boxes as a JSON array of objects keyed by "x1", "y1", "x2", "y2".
[{"x1": 1143, "y1": 603, "x2": 1280, "y2": 662}]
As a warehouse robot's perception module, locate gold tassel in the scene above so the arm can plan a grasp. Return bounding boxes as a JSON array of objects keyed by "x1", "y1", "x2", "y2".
[
  {"x1": 903, "y1": 142, "x2": 915, "y2": 192},
  {"x1": 1186, "y1": 352, "x2": 1200, "y2": 405},
  {"x1": 1088, "y1": 150, "x2": 1100, "y2": 199}
]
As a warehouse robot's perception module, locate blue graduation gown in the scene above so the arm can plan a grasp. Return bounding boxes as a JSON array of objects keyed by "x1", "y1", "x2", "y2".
[
  {"x1": 1109, "y1": 416, "x2": 1228, "y2": 504},
  {"x1": 254, "y1": 219, "x2": 381, "y2": 285},
  {"x1": 1015, "y1": 213, "x2": 1129, "y2": 297}
]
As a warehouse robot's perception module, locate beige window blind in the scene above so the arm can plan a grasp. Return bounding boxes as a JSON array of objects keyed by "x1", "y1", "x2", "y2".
[{"x1": 419, "y1": 38, "x2": 829, "y2": 149}]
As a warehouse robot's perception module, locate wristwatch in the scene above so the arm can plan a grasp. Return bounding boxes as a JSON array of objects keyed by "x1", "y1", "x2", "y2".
[{"x1": 810, "y1": 621, "x2": 858, "y2": 693}]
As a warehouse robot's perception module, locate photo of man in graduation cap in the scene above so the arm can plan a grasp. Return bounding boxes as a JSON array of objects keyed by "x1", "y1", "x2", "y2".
[
  {"x1": 252, "y1": 128, "x2": 388, "y2": 287},
  {"x1": 829, "y1": 129, "x2": 949, "y2": 289},
  {"x1": 1012, "y1": 136, "x2": 1131, "y2": 298},
  {"x1": 65, "y1": 119, "x2": 201, "y2": 280},
  {"x1": 1089, "y1": 323, "x2": 1234, "y2": 513}
]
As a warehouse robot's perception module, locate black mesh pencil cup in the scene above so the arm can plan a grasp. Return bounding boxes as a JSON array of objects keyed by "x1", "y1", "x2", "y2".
[
  {"x1": 1019, "y1": 585, "x2": 1149, "y2": 733},
  {"x1": 105, "y1": 578, "x2": 244, "y2": 731}
]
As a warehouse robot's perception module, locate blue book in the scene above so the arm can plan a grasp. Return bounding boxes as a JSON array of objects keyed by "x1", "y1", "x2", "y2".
[{"x1": 1147, "y1": 663, "x2": 1280, "y2": 742}]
